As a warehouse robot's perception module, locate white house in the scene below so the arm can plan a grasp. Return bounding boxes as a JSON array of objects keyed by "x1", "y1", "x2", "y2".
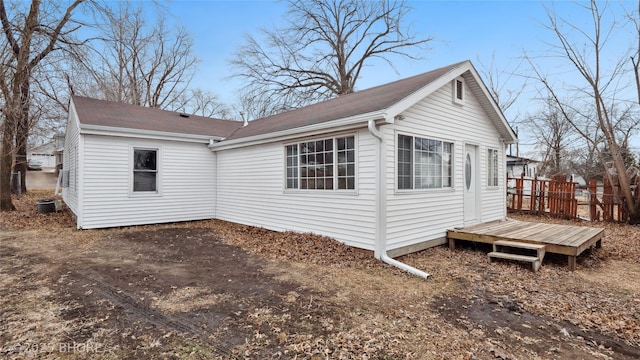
[
  {"x1": 29, "y1": 141, "x2": 57, "y2": 167},
  {"x1": 506, "y1": 155, "x2": 540, "y2": 178},
  {"x1": 62, "y1": 61, "x2": 517, "y2": 274}
]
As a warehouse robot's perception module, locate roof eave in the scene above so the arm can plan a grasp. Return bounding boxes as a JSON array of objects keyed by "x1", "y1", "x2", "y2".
[
  {"x1": 210, "y1": 110, "x2": 389, "y2": 151},
  {"x1": 79, "y1": 123, "x2": 226, "y2": 143},
  {"x1": 462, "y1": 63, "x2": 518, "y2": 144}
]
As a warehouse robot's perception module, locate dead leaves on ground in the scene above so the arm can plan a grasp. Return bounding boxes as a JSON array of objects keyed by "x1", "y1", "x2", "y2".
[{"x1": 0, "y1": 190, "x2": 73, "y2": 230}]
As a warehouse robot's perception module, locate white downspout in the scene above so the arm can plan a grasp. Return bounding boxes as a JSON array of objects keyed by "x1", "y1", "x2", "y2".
[{"x1": 368, "y1": 119, "x2": 431, "y2": 279}]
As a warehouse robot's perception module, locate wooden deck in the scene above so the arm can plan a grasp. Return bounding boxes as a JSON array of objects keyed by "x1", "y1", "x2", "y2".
[{"x1": 447, "y1": 219, "x2": 604, "y2": 270}]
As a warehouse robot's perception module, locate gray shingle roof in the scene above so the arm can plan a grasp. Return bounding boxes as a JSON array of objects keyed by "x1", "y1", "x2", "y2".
[
  {"x1": 71, "y1": 60, "x2": 516, "y2": 145},
  {"x1": 225, "y1": 61, "x2": 466, "y2": 140},
  {"x1": 72, "y1": 96, "x2": 243, "y2": 138}
]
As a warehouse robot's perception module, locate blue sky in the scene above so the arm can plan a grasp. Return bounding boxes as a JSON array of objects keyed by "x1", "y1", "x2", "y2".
[
  {"x1": 161, "y1": 0, "x2": 638, "y2": 154},
  {"x1": 167, "y1": 0, "x2": 552, "y2": 104}
]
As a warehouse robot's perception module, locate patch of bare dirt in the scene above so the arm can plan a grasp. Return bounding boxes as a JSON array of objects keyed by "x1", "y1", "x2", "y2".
[{"x1": 1, "y1": 191, "x2": 639, "y2": 358}]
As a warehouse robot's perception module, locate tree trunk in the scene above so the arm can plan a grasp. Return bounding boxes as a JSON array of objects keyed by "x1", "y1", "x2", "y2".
[
  {"x1": 597, "y1": 104, "x2": 639, "y2": 221},
  {"x1": 0, "y1": 118, "x2": 16, "y2": 211},
  {"x1": 15, "y1": 120, "x2": 28, "y2": 194},
  {"x1": 15, "y1": 79, "x2": 31, "y2": 194}
]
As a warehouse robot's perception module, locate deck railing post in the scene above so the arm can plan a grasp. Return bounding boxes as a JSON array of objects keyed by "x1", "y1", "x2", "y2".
[
  {"x1": 517, "y1": 173, "x2": 524, "y2": 211},
  {"x1": 589, "y1": 179, "x2": 598, "y2": 221},
  {"x1": 531, "y1": 174, "x2": 538, "y2": 213}
]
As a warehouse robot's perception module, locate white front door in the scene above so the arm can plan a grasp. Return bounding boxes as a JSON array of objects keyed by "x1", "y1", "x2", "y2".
[{"x1": 464, "y1": 144, "x2": 479, "y2": 224}]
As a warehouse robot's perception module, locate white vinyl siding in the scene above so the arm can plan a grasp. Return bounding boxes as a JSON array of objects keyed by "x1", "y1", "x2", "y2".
[
  {"x1": 62, "y1": 103, "x2": 81, "y2": 218},
  {"x1": 216, "y1": 128, "x2": 376, "y2": 250},
  {"x1": 78, "y1": 136, "x2": 215, "y2": 229},
  {"x1": 385, "y1": 81, "x2": 506, "y2": 251}
]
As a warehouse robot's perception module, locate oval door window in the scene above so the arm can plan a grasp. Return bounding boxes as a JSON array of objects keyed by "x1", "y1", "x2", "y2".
[{"x1": 465, "y1": 153, "x2": 472, "y2": 190}]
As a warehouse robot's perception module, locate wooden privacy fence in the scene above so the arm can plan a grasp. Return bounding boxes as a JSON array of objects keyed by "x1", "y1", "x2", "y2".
[
  {"x1": 507, "y1": 174, "x2": 578, "y2": 219},
  {"x1": 587, "y1": 178, "x2": 633, "y2": 222}
]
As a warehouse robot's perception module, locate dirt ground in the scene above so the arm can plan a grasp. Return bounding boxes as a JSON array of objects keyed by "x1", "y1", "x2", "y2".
[{"x1": 1, "y1": 191, "x2": 640, "y2": 359}]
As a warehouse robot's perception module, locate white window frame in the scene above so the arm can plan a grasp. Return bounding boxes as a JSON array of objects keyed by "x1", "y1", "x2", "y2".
[
  {"x1": 396, "y1": 133, "x2": 454, "y2": 191},
  {"x1": 487, "y1": 148, "x2": 499, "y2": 188},
  {"x1": 452, "y1": 77, "x2": 465, "y2": 105},
  {"x1": 284, "y1": 134, "x2": 357, "y2": 192},
  {"x1": 130, "y1": 146, "x2": 162, "y2": 197}
]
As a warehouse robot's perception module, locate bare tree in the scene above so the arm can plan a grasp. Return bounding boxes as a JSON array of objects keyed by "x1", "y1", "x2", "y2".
[
  {"x1": 528, "y1": 98, "x2": 576, "y2": 176},
  {"x1": 476, "y1": 52, "x2": 529, "y2": 156},
  {"x1": 476, "y1": 52, "x2": 527, "y2": 118},
  {"x1": 231, "y1": 0, "x2": 432, "y2": 119},
  {"x1": 170, "y1": 89, "x2": 231, "y2": 119},
  {"x1": 0, "y1": 0, "x2": 86, "y2": 211},
  {"x1": 527, "y1": 0, "x2": 640, "y2": 223},
  {"x1": 72, "y1": 1, "x2": 198, "y2": 109},
  {"x1": 629, "y1": 1, "x2": 640, "y2": 105}
]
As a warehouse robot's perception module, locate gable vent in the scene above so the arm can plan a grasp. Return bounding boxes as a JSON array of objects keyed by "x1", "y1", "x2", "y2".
[{"x1": 453, "y1": 78, "x2": 465, "y2": 105}]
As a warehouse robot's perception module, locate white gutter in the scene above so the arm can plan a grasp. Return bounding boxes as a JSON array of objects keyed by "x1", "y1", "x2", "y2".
[
  {"x1": 80, "y1": 124, "x2": 224, "y2": 143},
  {"x1": 210, "y1": 110, "x2": 390, "y2": 151},
  {"x1": 367, "y1": 119, "x2": 431, "y2": 279}
]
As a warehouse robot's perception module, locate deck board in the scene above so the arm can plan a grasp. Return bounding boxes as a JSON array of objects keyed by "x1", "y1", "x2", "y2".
[{"x1": 447, "y1": 219, "x2": 604, "y2": 270}]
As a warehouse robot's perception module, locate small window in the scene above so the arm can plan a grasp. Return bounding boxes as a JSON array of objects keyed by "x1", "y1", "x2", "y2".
[
  {"x1": 453, "y1": 78, "x2": 465, "y2": 105},
  {"x1": 285, "y1": 135, "x2": 355, "y2": 190},
  {"x1": 133, "y1": 149, "x2": 157, "y2": 192},
  {"x1": 61, "y1": 170, "x2": 70, "y2": 188},
  {"x1": 286, "y1": 145, "x2": 299, "y2": 189},
  {"x1": 487, "y1": 148, "x2": 499, "y2": 187},
  {"x1": 398, "y1": 134, "x2": 453, "y2": 190}
]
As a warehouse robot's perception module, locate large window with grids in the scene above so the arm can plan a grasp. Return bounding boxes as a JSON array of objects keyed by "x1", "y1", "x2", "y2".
[
  {"x1": 398, "y1": 134, "x2": 453, "y2": 190},
  {"x1": 286, "y1": 135, "x2": 355, "y2": 190},
  {"x1": 487, "y1": 148, "x2": 499, "y2": 187}
]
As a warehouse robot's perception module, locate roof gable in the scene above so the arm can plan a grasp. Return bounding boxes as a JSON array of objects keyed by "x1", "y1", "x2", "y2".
[
  {"x1": 224, "y1": 61, "x2": 467, "y2": 141},
  {"x1": 225, "y1": 60, "x2": 516, "y2": 144},
  {"x1": 71, "y1": 96, "x2": 243, "y2": 139}
]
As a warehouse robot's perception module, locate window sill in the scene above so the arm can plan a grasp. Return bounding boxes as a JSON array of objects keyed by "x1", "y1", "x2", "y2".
[
  {"x1": 394, "y1": 187, "x2": 456, "y2": 195},
  {"x1": 283, "y1": 189, "x2": 359, "y2": 195},
  {"x1": 128, "y1": 191, "x2": 162, "y2": 198}
]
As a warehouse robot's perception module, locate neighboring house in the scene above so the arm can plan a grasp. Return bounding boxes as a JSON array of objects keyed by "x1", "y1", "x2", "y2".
[
  {"x1": 29, "y1": 141, "x2": 57, "y2": 167},
  {"x1": 507, "y1": 155, "x2": 539, "y2": 178},
  {"x1": 62, "y1": 60, "x2": 517, "y2": 264}
]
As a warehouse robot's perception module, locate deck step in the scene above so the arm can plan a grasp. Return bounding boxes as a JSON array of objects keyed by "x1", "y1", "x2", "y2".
[
  {"x1": 493, "y1": 240, "x2": 546, "y2": 251},
  {"x1": 488, "y1": 252, "x2": 540, "y2": 263},
  {"x1": 489, "y1": 240, "x2": 546, "y2": 272}
]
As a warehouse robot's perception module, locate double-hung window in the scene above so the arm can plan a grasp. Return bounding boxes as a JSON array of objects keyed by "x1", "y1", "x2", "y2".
[
  {"x1": 286, "y1": 135, "x2": 355, "y2": 190},
  {"x1": 398, "y1": 134, "x2": 453, "y2": 190},
  {"x1": 133, "y1": 148, "x2": 158, "y2": 192},
  {"x1": 487, "y1": 148, "x2": 499, "y2": 187}
]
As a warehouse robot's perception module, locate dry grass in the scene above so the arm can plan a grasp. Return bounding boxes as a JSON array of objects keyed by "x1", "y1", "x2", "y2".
[{"x1": 151, "y1": 287, "x2": 232, "y2": 314}]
